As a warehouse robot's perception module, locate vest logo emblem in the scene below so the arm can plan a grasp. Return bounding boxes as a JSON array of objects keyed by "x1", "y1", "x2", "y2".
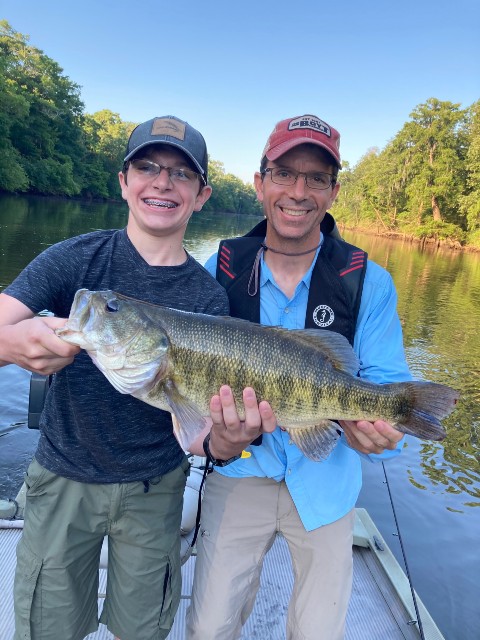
[{"x1": 313, "y1": 305, "x2": 334, "y2": 327}]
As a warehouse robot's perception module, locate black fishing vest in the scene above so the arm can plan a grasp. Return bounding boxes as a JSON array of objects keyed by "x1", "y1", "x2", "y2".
[{"x1": 215, "y1": 214, "x2": 367, "y2": 345}]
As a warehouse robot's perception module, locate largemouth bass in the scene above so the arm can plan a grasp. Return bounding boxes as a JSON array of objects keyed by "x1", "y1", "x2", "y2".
[{"x1": 56, "y1": 289, "x2": 459, "y2": 460}]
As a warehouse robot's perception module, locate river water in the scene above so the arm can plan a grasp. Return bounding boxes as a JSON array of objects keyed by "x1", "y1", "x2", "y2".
[{"x1": 0, "y1": 194, "x2": 479, "y2": 639}]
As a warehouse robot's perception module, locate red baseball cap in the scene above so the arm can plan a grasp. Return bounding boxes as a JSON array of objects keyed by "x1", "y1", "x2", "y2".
[{"x1": 262, "y1": 114, "x2": 341, "y2": 169}]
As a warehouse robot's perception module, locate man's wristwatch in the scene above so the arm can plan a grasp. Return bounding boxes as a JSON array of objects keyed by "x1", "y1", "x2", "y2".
[{"x1": 203, "y1": 433, "x2": 241, "y2": 467}]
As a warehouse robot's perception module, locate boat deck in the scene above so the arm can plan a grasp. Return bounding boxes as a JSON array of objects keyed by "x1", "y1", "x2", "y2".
[{"x1": 0, "y1": 510, "x2": 444, "y2": 640}]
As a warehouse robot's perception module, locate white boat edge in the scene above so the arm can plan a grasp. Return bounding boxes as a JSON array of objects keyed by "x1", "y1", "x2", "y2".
[{"x1": 353, "y1": 508, "x2": 444, "y2": 640}]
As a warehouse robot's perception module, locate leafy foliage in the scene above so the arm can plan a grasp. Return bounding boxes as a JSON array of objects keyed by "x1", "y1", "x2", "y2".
[
  {"x1": 0, "y1": 21, "x2": 262, "y2": 214},
  {"x1": 1, "y1": 22, "x2": 478, "y2": 235},
  {"x1": 334, "y1": 98, "x2": 479, "y2": 246}
]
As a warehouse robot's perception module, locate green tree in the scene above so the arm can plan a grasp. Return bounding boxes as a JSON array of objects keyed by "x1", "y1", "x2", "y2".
[
  {"x1": 0, "y1": 20, "x2": 86, "y2": 196},
  {"x1": 391, "y1": 98, "x2": 468, "y2": 227},
  {"x1": 459, "y1": 100, "x2": 480, "y2": 239},
  {"x1": 0, "y1": 22, "x2": 31, "y2": 191},
  {"x1": 81, "y1": 110, "x2": 133, "y2": 198},
  {"x1": 205, "y1": 160, "x2": 262, "y2": 215}
]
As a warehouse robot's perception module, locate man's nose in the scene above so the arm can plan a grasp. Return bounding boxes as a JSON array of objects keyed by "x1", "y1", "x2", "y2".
[{"x1": 290, "y1": 173, "x2": 308, "y2": 198}]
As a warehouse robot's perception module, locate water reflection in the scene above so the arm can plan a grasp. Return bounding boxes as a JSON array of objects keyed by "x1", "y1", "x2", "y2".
[
  {"x1": 344, "y1": 231, "x2": 480, "y2": 506},
  {"x1": 2, "y1": 199, "x2": 479, "y2": 506},
  {"x1": 1, "y1": 196, "x2": 480, "y2": 637}
]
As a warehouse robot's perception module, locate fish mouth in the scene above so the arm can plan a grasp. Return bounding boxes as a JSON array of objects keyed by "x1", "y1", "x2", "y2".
[
  {"x1": 55, "y1": 289, "x2": 95, "y2": 345},
  {"x1": 143, "y1": 198, "x2": 177, "y2": 209},
  {"x1": 63, "y1": 289, "x2": 92, "y2": 332}
]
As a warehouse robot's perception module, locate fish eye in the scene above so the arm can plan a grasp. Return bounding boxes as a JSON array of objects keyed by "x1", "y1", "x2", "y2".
[{"x1": 106, "y1": 299, "x2": 119, "y2": 313}]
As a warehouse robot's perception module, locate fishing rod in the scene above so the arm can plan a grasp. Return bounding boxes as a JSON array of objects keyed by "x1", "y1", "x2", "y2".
[
  {"x1": 382, "y1": 461, "x2": 426, "y2": 640},
  {"x1": 0, "y1": 421, "x2": 27, "y2": 437}
]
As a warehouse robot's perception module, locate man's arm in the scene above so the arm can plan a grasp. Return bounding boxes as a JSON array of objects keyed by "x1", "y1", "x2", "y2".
[
  {"x1": 336, "y1": 262, "x2": 409, "y2": 457},
  {"x1": 0, "y1": 292, "x2": 79, "y2": 374}
]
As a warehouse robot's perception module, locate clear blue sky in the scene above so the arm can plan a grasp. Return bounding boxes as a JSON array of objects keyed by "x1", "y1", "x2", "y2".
[{"x1": 2, "y1": 0, "x2": 479, "y2": 183}]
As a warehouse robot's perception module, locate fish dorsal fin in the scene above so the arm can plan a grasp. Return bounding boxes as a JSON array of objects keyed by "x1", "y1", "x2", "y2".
[
  {"x1": 286, "y1": 421, "x2": 340, "y2": 461},
  {"x1": 287, "y1": 329, "x2": 359, "y2": 375}
]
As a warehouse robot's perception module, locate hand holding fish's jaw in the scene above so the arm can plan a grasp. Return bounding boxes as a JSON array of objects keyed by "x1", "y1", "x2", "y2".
[{"x1": 3, "y1": 316, "x2": 80, "y2": 376}]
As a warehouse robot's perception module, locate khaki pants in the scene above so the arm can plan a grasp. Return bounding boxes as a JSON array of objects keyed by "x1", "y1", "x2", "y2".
[{"x1": 186, "y1": 472, "x2": 354, "y2": 640}]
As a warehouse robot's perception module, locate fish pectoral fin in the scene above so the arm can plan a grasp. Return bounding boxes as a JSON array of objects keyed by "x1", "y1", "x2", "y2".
[
  {"x1": 164, "y1": 381, "x2": 207, "y2": 451},
  {"x1": 286, "y1": 421, "x2": 340, "y2": 461}
]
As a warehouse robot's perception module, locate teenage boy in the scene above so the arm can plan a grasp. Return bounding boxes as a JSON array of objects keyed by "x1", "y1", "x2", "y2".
[{"x1": 0, "y1": 115, "x2": 229, "y2": 640}]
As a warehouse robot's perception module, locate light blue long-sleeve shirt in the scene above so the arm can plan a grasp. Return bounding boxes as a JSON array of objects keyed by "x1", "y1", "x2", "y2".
[{"x1": 204, "y1": 240, "x2": 411, "y2": 531}]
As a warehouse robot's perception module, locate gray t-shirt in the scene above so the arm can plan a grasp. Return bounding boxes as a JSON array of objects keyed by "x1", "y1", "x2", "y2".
[{"x1": 4, "y1": 228, "x2": 229, "y2": 483}]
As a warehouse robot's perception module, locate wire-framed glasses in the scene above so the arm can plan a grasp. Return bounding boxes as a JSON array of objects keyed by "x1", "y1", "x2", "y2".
[
  {"x1": 262, "y1": 167, "x2": 335, "y2": 190},
  {"x1": 129, "y1": 159, "x2": 205, "y2": 185}
]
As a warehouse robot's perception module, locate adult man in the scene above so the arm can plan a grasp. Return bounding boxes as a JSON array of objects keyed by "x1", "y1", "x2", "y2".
[
  {"x1": 186, "y1": 114, "x2": 410, "y2": 640},
  {"x1": 0, "y1": 116, "x2": 230, "y2": 640}
]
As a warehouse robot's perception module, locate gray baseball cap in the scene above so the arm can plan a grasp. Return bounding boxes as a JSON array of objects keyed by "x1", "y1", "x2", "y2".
[{"x1": 124, "y1": 116, "x2": 209, "y2": 183}]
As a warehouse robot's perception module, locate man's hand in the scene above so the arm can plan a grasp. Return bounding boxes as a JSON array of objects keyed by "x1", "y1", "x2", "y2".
[
  {"x1": 207, "y1": 385, "x2": 277, "y2": 461},
  {"x1": 338, "y1": 419, "x2": 404, "y2": 455},
  {"x1": 0, "y1": 316, "x2": 80, "y2": 375}
]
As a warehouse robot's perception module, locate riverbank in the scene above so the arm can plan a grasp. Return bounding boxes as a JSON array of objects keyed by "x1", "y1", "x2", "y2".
[{"x1": 338, "y1": 223, "x2": 480, "y2": 253}]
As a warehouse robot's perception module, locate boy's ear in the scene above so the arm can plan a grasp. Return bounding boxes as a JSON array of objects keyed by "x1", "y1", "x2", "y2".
[
  {"x1": 118, "y1": 171, "x2": 128, "y2": 200},
  {"x1": 194, "y1": 185, "x2": 212, "y2": 211}
]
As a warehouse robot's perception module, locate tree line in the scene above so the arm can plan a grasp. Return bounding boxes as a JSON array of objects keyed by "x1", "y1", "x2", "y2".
[
  {"x1": 1, "y1": 21, "x2": 479, "y2": 245},
  {"x1": 0, "y1": 21, "x2": 262, "y2": 215},
  {"x1": 332, "y1": 98, "x2": 480, "y2": 249}
]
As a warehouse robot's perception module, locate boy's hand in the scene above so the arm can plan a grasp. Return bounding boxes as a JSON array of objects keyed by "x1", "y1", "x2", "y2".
[
  {"x1": 1, "y1": 316, "x2": 80, "y2": 375},
  {"x1": 208, "y1": 386, "x2": 276, "y2": 461}
]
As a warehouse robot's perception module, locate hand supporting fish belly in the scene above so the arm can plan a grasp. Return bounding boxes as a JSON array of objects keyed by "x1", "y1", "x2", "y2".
[{"x1": 56, "y1": 289, "x2": 460, "y2": 461}]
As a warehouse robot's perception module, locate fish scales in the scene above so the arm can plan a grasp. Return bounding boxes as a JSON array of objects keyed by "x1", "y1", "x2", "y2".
[
  {"x1": 56, "y1": 289, "x2": 460, "y2": 460},
  {"x1": 160, "y1": 320, "x2": 441, "y2": 429},
  {"x1": 151, "y1": 300, "x2": 337, "y2": 422},
  {"x1": 165, "y1": 315, "x2": 322, "y2": 420}
]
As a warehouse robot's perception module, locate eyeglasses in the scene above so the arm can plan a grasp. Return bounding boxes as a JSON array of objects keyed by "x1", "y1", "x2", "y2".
[
  {"x1": 129, "y1": 159, "x2": 205, "y2": 185},
  {"x1": 262, "y1": 167, "x2": 335, "y2": 190}
]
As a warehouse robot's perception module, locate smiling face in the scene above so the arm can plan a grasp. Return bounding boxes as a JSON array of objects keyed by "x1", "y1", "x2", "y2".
[
  {"x1": 254, "y1": 144, "x2": 340, "y2": 250},
  {"x1": 119, "y1": 144, "x2": 211, "y2": 243}
]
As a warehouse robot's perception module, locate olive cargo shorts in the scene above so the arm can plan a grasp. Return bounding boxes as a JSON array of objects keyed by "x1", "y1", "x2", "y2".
[{"x1": 14, "y1": 457, "x2": 189, "y2": 640}]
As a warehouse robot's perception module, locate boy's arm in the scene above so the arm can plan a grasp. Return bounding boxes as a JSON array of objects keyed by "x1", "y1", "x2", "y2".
[{"x1": 0, "y1": 293, "x2": 79, "y2": 374}]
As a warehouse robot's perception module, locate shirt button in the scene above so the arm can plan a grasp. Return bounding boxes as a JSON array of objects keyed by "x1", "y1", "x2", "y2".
[
  {"x1": 284, "y1": 307, "x2": 290, "y2": 313},
  {"x1": 288, "y1": 469, "x2": 292, "y2": 475}
]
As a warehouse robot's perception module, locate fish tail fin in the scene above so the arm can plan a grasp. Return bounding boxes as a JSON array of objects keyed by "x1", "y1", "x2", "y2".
[{"x1": 396, "y1": 381, "x2": 459, "y2": 441}]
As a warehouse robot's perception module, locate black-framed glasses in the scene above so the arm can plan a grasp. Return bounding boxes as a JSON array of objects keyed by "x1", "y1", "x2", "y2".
[
  {"x1": 262, "y1": 167, "x2": 335, "y2": 190},
  {"x1": 129, "y1": 159, "x2": 205, "y2": 185}
]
